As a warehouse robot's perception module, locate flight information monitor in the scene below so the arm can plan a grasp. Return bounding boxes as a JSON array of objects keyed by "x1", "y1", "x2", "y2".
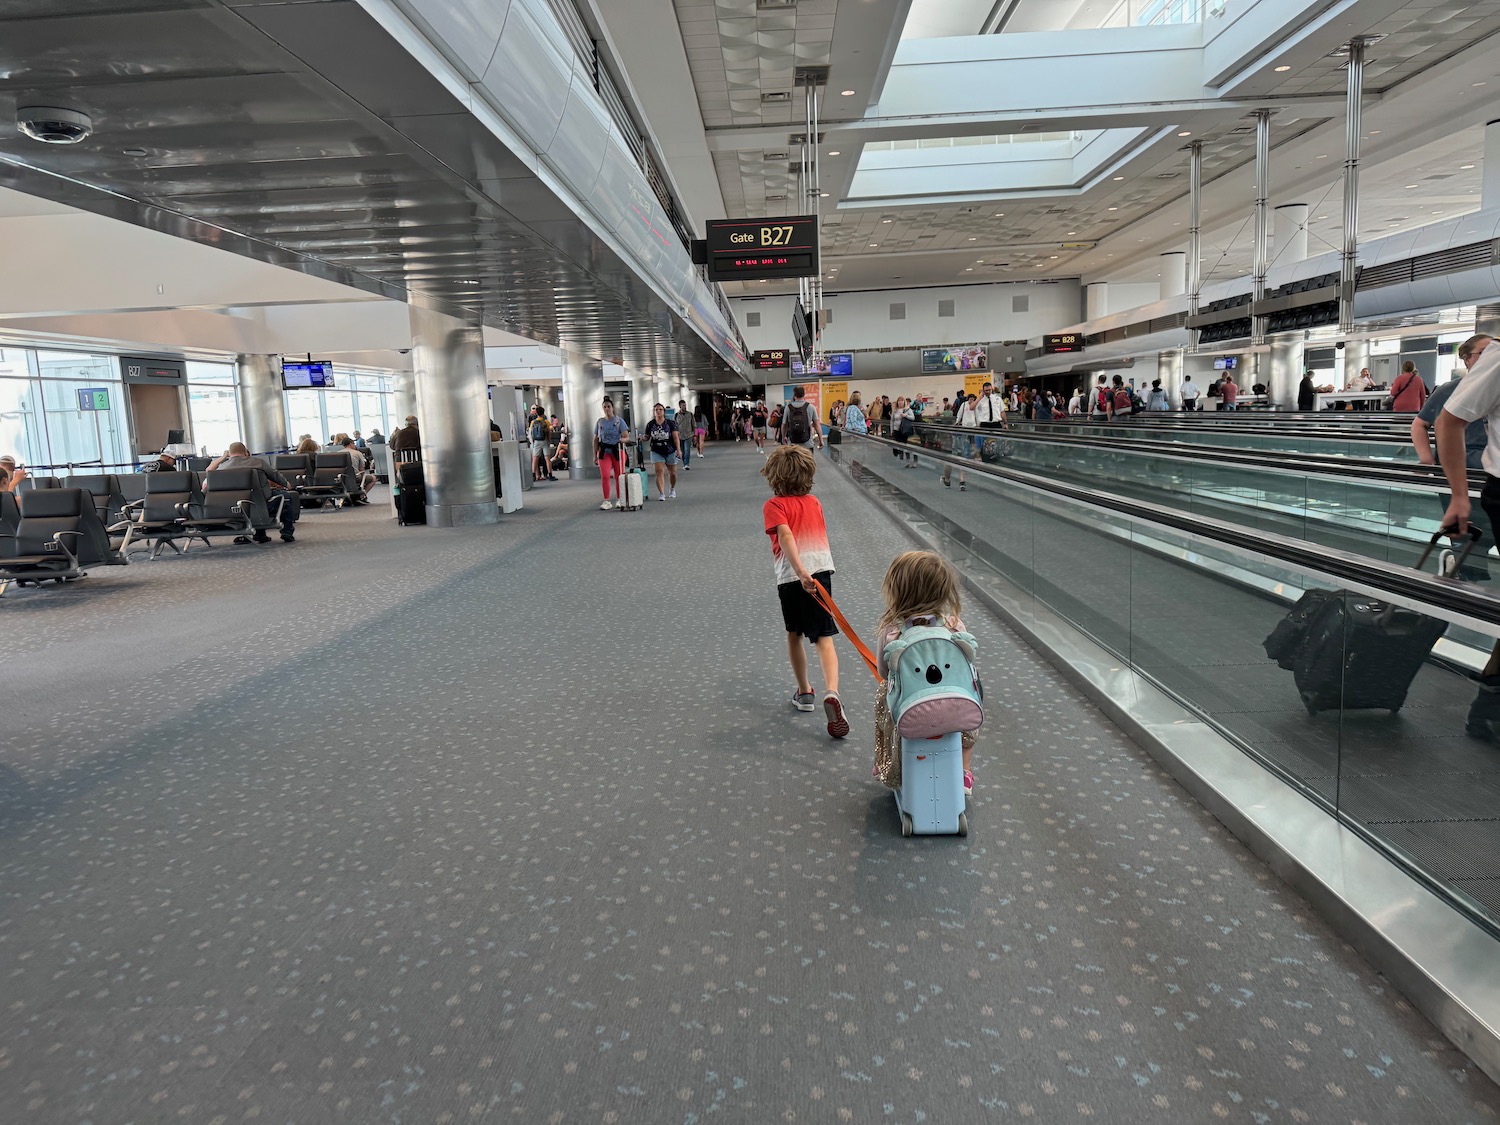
[
  {"x1": 753, "y1": 349, "x2": 791, "y2": 370},
  {"x1": 1042, "y1": 333, "x2": 1084, "y2": 355},
  {"x1": 282, "y1": 360, "x2": 335, "y2": 389},
  {"x1": 704, "y1": 215, "x2": 819, "y2": 282}
]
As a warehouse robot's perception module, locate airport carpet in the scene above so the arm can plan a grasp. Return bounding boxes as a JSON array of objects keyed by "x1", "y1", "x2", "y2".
[{"x1": 0, "y1": 447, "x2": 1496, "y2": 1124}]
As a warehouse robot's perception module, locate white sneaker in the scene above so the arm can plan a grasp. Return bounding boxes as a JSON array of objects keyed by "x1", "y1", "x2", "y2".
[
  {"x1": 669, "y1": 488, "x2": 676, "y2": 498},
  {"x1": 599, "y1": 500, "x2": 613, "y2": 510},
  {"x1": 657, "y1": 494, "x2": 665, "y2": 502}
]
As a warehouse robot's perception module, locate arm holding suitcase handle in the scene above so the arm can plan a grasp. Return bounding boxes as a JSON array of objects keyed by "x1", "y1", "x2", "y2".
[{"x1": 1415, "y1": 522, "x2": 1484, "y2": 571}]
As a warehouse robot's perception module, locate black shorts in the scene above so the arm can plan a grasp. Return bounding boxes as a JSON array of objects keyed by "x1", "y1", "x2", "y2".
[{"x1": 778, "y1": 570, "x2": 838, "y2": 641}]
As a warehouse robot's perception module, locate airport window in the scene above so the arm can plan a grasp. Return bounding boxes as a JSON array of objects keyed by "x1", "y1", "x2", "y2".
[{"x1": 185, "y1": 361, "x2": 241, "y2": 458}]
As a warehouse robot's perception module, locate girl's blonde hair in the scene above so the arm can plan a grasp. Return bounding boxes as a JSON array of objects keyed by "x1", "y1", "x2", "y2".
[
  {"x1": 761, "y1": 444, "x2": 816, "y2": 496},
  {"x1": 878, "y1": 550, "x2": 961, "y2": 633}
]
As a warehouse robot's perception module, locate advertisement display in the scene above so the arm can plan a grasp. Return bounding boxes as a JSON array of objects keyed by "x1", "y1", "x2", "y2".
[
  {"x1": 791, "y1": 353, "x2": 853, "y2": 377},
  {"x1": 819, "y1": 381, "x2": 847, "y2": 413},
  {"x1": 921, "y1": 346, "x2": 988, "y2": 374},
  {"x1": 963, "y1": 373, "x2": 991, "y2": 400}
]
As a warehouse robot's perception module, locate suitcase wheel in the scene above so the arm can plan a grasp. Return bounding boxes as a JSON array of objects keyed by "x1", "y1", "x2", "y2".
[
  {"x1": 900, "y1": 813, "x2": 913, "y2": 838},
  {"x1": 957, "y1": 813, "x2": 969, "y2": 838}
]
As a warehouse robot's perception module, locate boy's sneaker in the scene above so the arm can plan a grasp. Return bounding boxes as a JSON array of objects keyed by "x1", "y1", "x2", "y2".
[
  {"x1": 824, "y1": 692, "x2": 850, "y2": 738},
  {"x1": 963, "y1": 771, "x2": 974, "y2": 795},
  {"x1": 599, "y1": 499, "x2": 613, "y2": 510},
  {"x1": 791, "y1": 690, "x2": 815, "y2": 712}
]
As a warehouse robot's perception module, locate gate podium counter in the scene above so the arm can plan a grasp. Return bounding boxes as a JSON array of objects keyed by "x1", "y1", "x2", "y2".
[{"x1": 1314, "y1": 390, "x2": 1388, "y2": 411}]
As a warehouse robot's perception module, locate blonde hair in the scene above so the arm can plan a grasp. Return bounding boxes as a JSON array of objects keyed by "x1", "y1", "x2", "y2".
[
  {"x1": 295, "y1": 437, "x2": 320, "y2": 454},
  {"x1": 761, "y1": 444, "x2": 816, "y2": 496},
  {"x1": 878, "y1": 550, "x2": 961, "y2": 633}
]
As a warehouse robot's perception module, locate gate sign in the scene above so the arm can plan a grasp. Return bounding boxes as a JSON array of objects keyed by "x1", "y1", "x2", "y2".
[
  {"x1": 704, "y1": 215, "x2": 819, "y2": 282},
  {"x1": 76, "y1": 387, "x2": 110, "y2": 412}
]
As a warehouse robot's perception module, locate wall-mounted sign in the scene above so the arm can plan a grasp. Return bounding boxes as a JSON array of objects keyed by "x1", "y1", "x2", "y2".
[
  {"x1": 705, "y1": 215, "x2": 819, "y2": 282},
  {"x1": 753, "y1": 349, "x2": 790, "y2": 370},
  {"x1": 921, "y1": 346, "x2": 988, "y2": 374},
  {"x1": 1042, "y1": 333, "x2": 1084, "y2": 355},
  {"x1": 76, "y1": 388, "x2": 110, "y2": 412},
  {"x1": 120, "y1": 356, "x2": 186, "y2": 383}
]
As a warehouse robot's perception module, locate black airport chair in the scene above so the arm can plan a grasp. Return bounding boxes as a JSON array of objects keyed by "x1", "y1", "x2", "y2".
[
  {"x1": 0, "y1": 487, "x2": 118, "y2": 594},
  {"x1": 182, "y1": 469, "x2": 283, "y2": 546},
  {"x1": 67, "y1": 473, "x2": 127, "y2": 528},
  {"x1": 299, "y1": 453, "x2": 357, "y2": 508},
  {"x1": 117, "y1": 471, "x2": 200, "y2": 559},
  {"x1": 0, "y1": 490, "x2": 18, "y2": 538}
]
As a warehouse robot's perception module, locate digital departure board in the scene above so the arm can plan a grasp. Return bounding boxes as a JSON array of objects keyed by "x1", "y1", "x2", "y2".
[
  {"x1": 1043, "y1": 333, "x2": 1084, "y2": 355},
  {"x1": 704, "y1": 215, "x2": 819, "y2": 282},
  {"x1": 753, "y1": 349, "x2": 791, "y2": 370},
  {"x1": 282, "y1": 360, "x2": 335, "y2": 389}
]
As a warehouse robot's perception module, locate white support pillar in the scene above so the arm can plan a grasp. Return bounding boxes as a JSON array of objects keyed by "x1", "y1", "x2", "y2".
[
  {"x1": 1269, "y1": 337, "x2": 1304, "y2": 410},
  {"x1": 1342, "y1": 340, "x2": 1370, "y2": 387},
  {"x1": 235, "y1": 354, "x2": 287, "y2": 454},
  {"x1": 1483, "y1": 119, "x2": 1500, "y2": 211},
  {"x1": 409, "y1": 305, "x2": 499, "y2": 527},
  {"x1": 1158, "y1": 351, "x2": 1183, "y2": 407},
  {"x1": 562, "y1": 353, "x2": 606, "y2": 480},
  {"x1": 1085, "y1": 283, "x2": 1109, "y2": 321},
  {"x1": 392, "y1": 370, "x2": 417, "y2": 430},
  {"x1": 1159, "y1": 253, "x2": 1186, "y2": 298}
]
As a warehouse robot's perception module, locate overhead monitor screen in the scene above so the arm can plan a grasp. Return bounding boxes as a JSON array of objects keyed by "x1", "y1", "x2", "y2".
[
  {"x1": 1213, "y1": 357, "x2": 1238, "y2": 370},
  {"x1": 920, "y1": 346, "x2": 988, "y2": 374},
  {"x1": 704, "y1": 215, "x2": 820, "y2": 282},
  {"x1": 283, "y1": 360, "x2": 335, "y2": 389}
]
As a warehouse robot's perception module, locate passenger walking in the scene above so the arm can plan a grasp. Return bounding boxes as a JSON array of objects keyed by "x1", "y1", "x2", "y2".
[
  {"x1": 1179, "y1": 375, "x2": 1201, "y2": 412},
  {"x1": 752, "y1": 400, "x2": 769, "y2": 451},
  {"x1": 594, "y1": 395, "x2": 630, "y2": 510},
  {"x1": 528, "y1": 409, "x2": 555, "y2": 482},
  {"x1": 1146, "y1": 379, "x2": 1170, "y2": 411},
  {"x1": 871, "y1": 551, "x2": 979, "y2": 794},
  {"x1": 779, "y1": 384, "x2": 822, "y2": 452},
  {"x1": 1091, "y1": 375, "x2": 1111, "y2": 421},
  {"x1": 693, "y1": 408, "x2": 708, "y2": 455},
  {"x1": 1418, "y1": 335, "x2": 1493, "y2": 581},
  {"x1": 974, "y1": 381, "x2": 1006, "y2": 429},
  {"x1": 760, "y1": 445, "x2": 846, "y2": 738},
  {"x1": 843, "y1": 392, "x2": 869, "y2": 434},
  {"x1": 1390, "y1": 361, "x2": 1428, "y2": 412},
  {"x1": 1108, "y1": 375, "x2": 1135, "y2": 419},
  {"x1": 644, "y1": 403, "x2": 682, "y2": 500},
  {"x1": 891, "y1": 396, "x2": 917, "y2": 466},
  {"x1": 676, "y1": 400, "x2": 694, "y2": 469}
]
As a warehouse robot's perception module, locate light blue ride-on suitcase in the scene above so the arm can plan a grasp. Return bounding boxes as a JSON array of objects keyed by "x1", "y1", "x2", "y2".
[{"x1": 884, "y1": 624, "x2": 983, "y2": 838}]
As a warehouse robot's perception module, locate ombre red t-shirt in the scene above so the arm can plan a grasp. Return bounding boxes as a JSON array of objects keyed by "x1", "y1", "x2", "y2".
[{"x1": 763, "y1": 493, "x2": 836, "y2": 586}]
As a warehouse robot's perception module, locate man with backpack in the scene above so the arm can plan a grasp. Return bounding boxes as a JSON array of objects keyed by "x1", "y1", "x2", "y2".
[
  {"x1": 1108, "y1": 375, "x2": 1136, "y2": 420},
  {"x1": 778, "y1": 385, "x2": 823, "y2": 453}
]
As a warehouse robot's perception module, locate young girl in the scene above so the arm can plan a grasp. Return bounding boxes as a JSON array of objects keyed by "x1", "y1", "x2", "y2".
[{"x1": 873, "y1": 551, "x2": 978, "y2": 794}]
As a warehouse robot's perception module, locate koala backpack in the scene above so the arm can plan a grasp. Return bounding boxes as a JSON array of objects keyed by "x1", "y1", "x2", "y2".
[{"x1": 883, "y1": 623, "x2": 984, "y2": 738}]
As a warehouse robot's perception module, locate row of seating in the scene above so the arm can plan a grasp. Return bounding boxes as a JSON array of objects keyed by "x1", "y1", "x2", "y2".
[
  {"x1": 0, "y1": 487, "x2": 124, "y2": 593},
  {"x1": 270, "y1": 453, "x2": 365, "y2": 507}
]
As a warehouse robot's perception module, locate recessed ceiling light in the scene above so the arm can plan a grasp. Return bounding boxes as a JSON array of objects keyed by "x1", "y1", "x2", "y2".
[
  {"x1": 1274, "y1": 65, "x2": 1291, "y2": 72},
  {"x1": 1473, "y1": 82, "x2": 1487, "y2": 87},
  {"x1": 881, "y1": 219, "x2": 892, "y2": 223},
  {"x1": 819, "y1": 191, "x2": 829, "y2": 197},
  {"x1": 840, "y1": 89, "x2": 855, "y2": 96},
  {"x1": 1317, "y1": 214, "x2": 1327, "y2": 219},
  {"x1": 1049, "y1": 255, "x2": 1059, "y2": 259},
  {"x1": 869, "y1": 242, "x2": 878, "y2": 247},
  {"x1": 1112, "y1": 175, "x2": 1124, "y2": 181},
  {"x1": 976, "y1": 259, "x2": 985, "y2": 262},
  {"x1": 122, "y1": 147, "x2": 147, "y2": 157},
  {"x1": 964, "y1": 268, "x2": 973, "y2": 272},
  {"x1": 1462, "y1": 163, "x2": 1476, "y2": 169},
  {"x1": 827, "y1": 150, "x2": 841, "y2": 156},
  {"x1": 1177, "y1": 131, "x2": 1192, "y2": 137},
  {"x1": 1405, "y1": 184, "x2": 1418, "y2": 189},
  {"x1": 1108, "y1": 206, "x2": 1118, "y2": 211},
  {"x1": 1316, "y1": 154, "x2": 1328, "y2": 159},
  {"x1": 1066, "y1": 231, "x2": 1076, "y2": 236},
  {"x1": 967, "y1": 236, "x2": 977, "y2": 241},
  {"x1": 1370, "y1": 129, "x2": 1381, "y2": 134}
]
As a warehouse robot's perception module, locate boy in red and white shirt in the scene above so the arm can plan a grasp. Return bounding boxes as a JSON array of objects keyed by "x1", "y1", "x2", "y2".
[{"x1": 761, "y1": 445, "x2": 848, "y2": 738}]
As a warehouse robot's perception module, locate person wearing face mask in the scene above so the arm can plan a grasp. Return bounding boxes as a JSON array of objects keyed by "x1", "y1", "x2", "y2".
[{"x1": 643, "y1": 402, "x2": 683, "y2": 501}]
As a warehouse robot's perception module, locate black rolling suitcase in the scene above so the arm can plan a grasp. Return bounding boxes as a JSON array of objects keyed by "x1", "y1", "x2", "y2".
[
  {"x1": 1265, "y1": 526, "x2": 1479, "y2": 714},
  {"x1": 394, "y1": 462, "x2": 426, "y2": 526}
]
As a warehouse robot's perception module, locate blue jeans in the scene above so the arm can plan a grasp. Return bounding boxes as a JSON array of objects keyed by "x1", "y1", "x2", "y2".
[{"x1": 681, "y1": 441, "x2": 691, "y2": 467}]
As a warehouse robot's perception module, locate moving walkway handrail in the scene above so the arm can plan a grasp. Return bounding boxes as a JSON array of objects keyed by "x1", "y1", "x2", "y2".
[
  {"x1": 848, "y1": 429, "x2": 1500, "y2": 632},
  {"x1": 912, "y1": 420, "x2": 1476, "y2": 492},
  {"x1": 1012, "y1": 418, "x2": 1416, "y2": 444}
]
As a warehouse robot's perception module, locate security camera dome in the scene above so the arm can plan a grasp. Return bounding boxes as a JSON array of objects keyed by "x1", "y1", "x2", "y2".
[{"x1": 17, "y1": 107, "x2": 93, "y2": 145}]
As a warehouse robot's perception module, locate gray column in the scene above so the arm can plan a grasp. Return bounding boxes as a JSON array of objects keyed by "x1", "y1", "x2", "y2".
[
  {"x1": 1085, "y1": 282, "x2": 1109, "y2": 320},
  {"x1": 392, "y1": 369, "x2": 417, "y2": 429},
  {"x1": 1159, "y1": 253, "x2": 1186, "y2": 298},
  {"x1": 1340, "y1": 38, "x2": 1367, "y2": 333},
  {"x1": 1187, "y1": 140, "x2": 1203, "y2": 350},
  {"x1": 1274, "y1": 203, "x2": 1310, "y2": 265},
  {"x1": 1252, "y1": 109, "x2": 1272, "y2": 344},
  {"x1": 235, "y1": 353, "x2": 287, "y2": 453},
  {"x1": 626, "y1": 370, "x2": 652, "y2": 435},
  {"x1": 1484, "y1": 119, "x2": 1500, "y2": 211},
  {"x1": 1269, "y1": 337, "x2": 1304, "y2": 409},
  {"x1": 1342, "y1": 340, "x2": 1370, "y2": 386},
  {"x1": 409, "y1": 305, "x2": 499, "y2": 527},
  {"x1": 562, "y1": 353, "x2": 605, "y2": 480},
  {"x1": 1158, "y1": 351, "x2": 1183, "y2": 406}
]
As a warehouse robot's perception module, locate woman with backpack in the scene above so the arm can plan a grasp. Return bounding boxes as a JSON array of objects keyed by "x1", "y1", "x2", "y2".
[
  {"x1": 529, "y1": 408, "x2": 556, "y2": 482},
  {"x1": 1147, "y1": 379, "x2": 1171, "y2": 411}
]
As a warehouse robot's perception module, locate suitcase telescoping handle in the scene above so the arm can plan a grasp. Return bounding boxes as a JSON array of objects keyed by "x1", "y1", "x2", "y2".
[{"x1": 1415, "y1": 523, "x2": 1484, "y2": 571}]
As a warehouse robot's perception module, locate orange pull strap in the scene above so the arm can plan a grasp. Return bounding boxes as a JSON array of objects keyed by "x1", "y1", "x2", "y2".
[{"x1": 811, "y1": 579, "x2": 883, "y2": 683}]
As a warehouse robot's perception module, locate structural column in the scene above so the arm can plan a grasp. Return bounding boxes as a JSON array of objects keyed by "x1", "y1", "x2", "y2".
[
  {"x1": 1340, "y1": 38, "x2": 1367, "y2": 333},
  {"x1": 562, "y1": 352, "x2": 605, "y2": 480},
  {"x1": 626, "y1": 370, "x2": 652, "y2": 433},
  {"x1": 1157, "y1": 351, "x2": 1183, "y2": 407},
  {"x1": 409, "y1": 305, "x2": 499, "y2": 527},
  {"x1": 1085, "y1": 283, "x2": 1109, "y2": 320},
  {"x1": 1342, "y1": 340, "x2": 1370, "y2": 387},
  {"x1": 1274, "y1": 203, "x2": 1309, "y2": 265},
  {"x1": 1268, "y1": 338, "x2": 1304, "y2": 409},
  {"x1": 1187, "y1": 141, "x2": 1203, "y2": 350},
  {"x1": 235, "y1": 353, "x2": 288, "y2": 453},
  {"x1": 1252, "y1": 109, "x2": 1273, "y2": 345},
  {"x1": 1159, "y1": 252, "x2": 1186, "y2": 298},
  {"x1": 392, "y1": 369, "x2": 417, "y2": 429}
]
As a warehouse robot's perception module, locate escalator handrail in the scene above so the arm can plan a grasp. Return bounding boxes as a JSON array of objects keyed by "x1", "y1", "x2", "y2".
[
  {"x1": 911, "y1": 420, "x2": 1474, "y2": 492},
  {"x1": 846, "y1": 429, "x2": 1500, "y2": 632}
]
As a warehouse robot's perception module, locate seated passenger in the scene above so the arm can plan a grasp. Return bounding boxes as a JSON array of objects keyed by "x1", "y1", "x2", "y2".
[
  {"x1": 0, "y1": 455, "x2": 26, "y2": 490},
  {"x1": 295, "y1": 436, "x2": 321, "y2": 455},
  {"x1": 340, "y1": 438, "x2": 375, "y2": 501},
  {"x1": 142, "y1": 452, "x2": 176, "y2": 473},
  {"x1": 205, "y1": 441, "x2": 302, "y2": 542}
]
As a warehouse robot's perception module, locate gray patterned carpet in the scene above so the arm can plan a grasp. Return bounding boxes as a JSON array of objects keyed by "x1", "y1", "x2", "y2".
[{"x1": 1, "y1": 445, "x2": 1496, "y2": 1124}]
